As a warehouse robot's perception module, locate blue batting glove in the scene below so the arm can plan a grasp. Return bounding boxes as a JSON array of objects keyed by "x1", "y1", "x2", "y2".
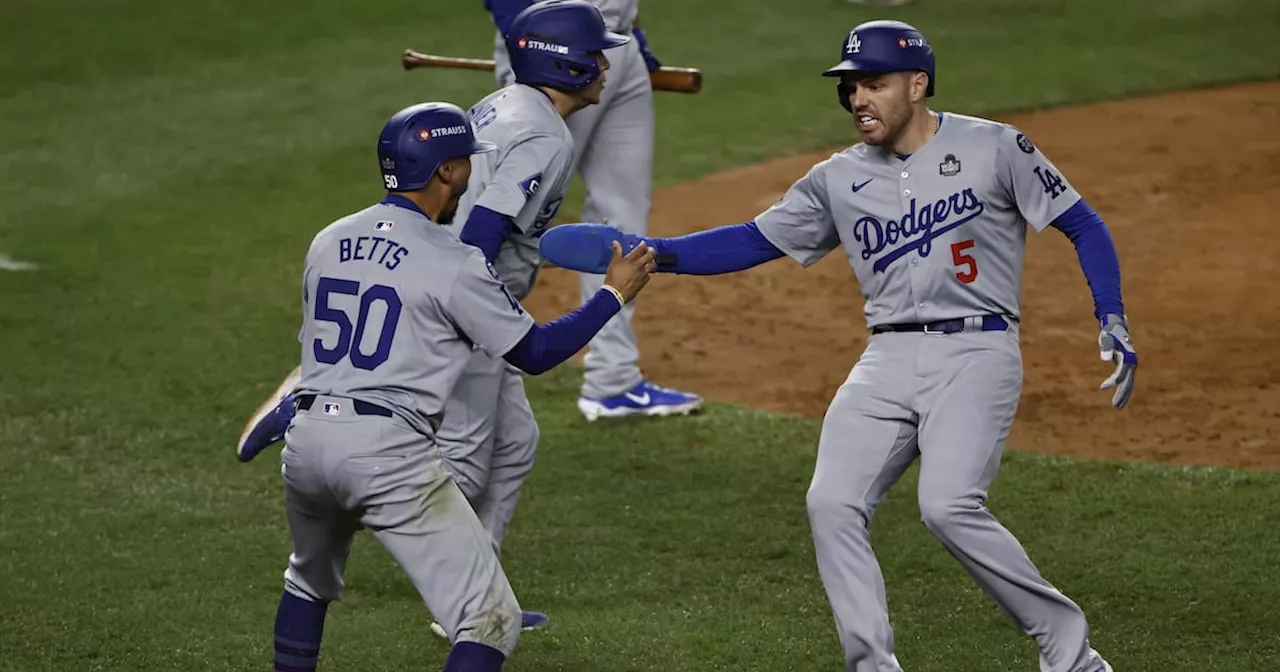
[
  {"x1": 634, "y1": 27, "x2": 661, "y2": 72},
  {"x1": 540, "y1": 223, "x2": 646, "y2": 274}
]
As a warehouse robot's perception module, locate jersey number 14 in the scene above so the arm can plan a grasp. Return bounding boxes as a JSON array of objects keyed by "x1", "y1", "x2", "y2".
[{"x1": 313, "y1": 277, "x2": 403, "y2": 370}]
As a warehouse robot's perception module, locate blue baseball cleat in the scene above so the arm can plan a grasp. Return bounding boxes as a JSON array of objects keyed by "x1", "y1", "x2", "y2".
[
  {"x1": 577, "y1": 380, "x2": 703, "y2": 422},
  {"x1": 235, "y1": 367, "x2": 300, "y2": 463},
  {"x1": 520, "y1": 610, "x2": 549, "y2": 631},
  {"x1": 429, "y1": 611, "x2": 549, "y2": 641}
]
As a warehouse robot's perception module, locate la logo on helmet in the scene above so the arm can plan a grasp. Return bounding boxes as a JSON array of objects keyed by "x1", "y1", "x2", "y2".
[{"x1": 846, "y1": 32, "x2": 861, "y2": 54}]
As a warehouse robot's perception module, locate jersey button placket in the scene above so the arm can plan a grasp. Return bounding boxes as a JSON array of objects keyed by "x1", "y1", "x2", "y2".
[{"x1": 900, "y1": 167, "x2": 926, "y2": 321}]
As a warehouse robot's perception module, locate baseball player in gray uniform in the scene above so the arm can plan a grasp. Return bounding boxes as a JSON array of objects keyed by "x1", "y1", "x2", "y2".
[
  {"x1": 432, "y1": 0, "x2": 632, "y2": 636},
  {"x1": 486, "y1": 0, "x2": 704, "y2": 421},
  {"x1": 538, "y1": 20, "x2": 1135, "y2": 672},
  {"x1": 242, "y1": 0, "x2": 636, "y2": 638},
  {"x1": 269, "y1": 99, "x2": 656, "y2": 672}
]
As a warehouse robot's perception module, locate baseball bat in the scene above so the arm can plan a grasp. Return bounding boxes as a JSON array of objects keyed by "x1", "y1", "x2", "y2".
[{"x1": 401, "y1": 50, "x2": 702, "y2": 94}]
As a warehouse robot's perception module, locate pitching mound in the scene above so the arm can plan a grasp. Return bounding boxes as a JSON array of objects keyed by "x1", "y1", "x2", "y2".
[{"x1": 527, "y1": 80, "x2": 1280, "y2": 469}]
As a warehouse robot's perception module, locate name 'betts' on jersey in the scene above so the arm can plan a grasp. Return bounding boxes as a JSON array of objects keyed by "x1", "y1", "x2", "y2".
[
  {"x1": 754, "y1": 113, "x2": 1080, "y2": 327},
  {"x1": 447, "y1": 84, "x2": 576, "y2": 302}
]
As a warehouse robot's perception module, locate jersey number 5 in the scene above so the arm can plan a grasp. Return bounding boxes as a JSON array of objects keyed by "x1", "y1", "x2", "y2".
[
  {"x1": 313, "y1": 277, "x2": 403, "y2": 370},
  {"x1": 951, "y1": 240, "x2": 978, "y2": 284}
]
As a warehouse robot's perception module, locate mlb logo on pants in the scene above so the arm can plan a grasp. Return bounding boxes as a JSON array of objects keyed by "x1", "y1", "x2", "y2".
[{"x1": 323, "y1": 402, "x2": 341, "y2": 416}]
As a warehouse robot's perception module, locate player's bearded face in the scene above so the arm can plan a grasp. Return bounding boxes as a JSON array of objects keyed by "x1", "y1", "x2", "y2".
[
  {"x1": 436, "y1": 157, "x2": 472, "y2": 225},
  {"x1": 847, "y1": 73, "x2": 914, "y2": 146}
]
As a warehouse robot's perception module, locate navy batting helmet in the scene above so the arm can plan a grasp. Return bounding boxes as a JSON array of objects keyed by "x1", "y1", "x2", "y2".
[
  {"x1": 377, "y1": 102, "x2": 496, "y2": 192},
  {"x1": 823, "y1": 20, "x2": 935, "y2": 113},
  {"x1": 506, "y1": 0, "x2": 630, "y2": 92}
]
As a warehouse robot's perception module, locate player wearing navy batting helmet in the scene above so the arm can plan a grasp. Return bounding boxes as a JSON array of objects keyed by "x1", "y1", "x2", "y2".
[
  {"x1": 238, "y1": 0, "x2": 670, "y2": 651},
  {"x1": 538, "y1": 19, "x2": 1131, "y2": 672},
  {"x1": 487, "y1": 0, "x2": 705, "y2": 421},
  {"x1": 263, "y1": 100, "x2": 656, "y2": 672}
]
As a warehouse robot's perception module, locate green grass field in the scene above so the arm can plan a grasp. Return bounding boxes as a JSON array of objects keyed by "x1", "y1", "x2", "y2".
[{"x1": 2, "y1": 0, "x2": 1279, "y2": 670}]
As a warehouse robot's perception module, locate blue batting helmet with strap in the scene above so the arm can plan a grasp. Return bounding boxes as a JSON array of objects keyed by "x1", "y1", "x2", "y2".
[
  {"x1": 823, "y1": 20, "x2": 935, "y2": 112},
  {"x1": 505, "y1": 0, "x2": 630, "y2": 92},
  {"x1": 377, "y1": 102, "x2": 496, "y2": 192}
]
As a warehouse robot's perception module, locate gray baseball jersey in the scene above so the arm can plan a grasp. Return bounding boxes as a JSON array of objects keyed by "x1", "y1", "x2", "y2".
[
  {"x1": 490, "y1": 0, "x2": 655, "y2": 399},
  {"x1": 293, "y1": 199, "x2": 535, "y2": 436},
  {"x1": 755, "y1": 113, "x2": 1080, "y2": 327},
  {"x1": 449, "y1": 84, "x2": 575, "y2": 301},
  {"x1": 770, "y1": 112, "x2": 1111, "y2": 672}
]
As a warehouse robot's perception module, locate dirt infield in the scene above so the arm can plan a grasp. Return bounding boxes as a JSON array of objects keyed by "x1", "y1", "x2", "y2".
[{"x1": 526, "y1": 81, "x2": 1280, "y2": 469}]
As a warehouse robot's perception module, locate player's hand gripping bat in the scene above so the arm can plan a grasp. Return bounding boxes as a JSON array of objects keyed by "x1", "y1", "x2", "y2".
[{"x1": 401, "y1": 50, "x2": 702, "y2": 94}]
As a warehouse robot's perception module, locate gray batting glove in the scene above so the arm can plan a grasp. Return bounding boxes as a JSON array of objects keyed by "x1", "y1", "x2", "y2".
[{"x1": 1098, "y1": 313, "x2": 1137, "y2": 409}]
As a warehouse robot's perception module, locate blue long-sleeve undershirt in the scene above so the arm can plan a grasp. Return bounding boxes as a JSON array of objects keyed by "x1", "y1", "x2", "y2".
[
  {"x1": 459, "y1": 205, "x2": 515, "y2": 264},
  {"x1": 502, "y1": 288, "x2": 621, "y2": 375},
  {"x1": 1049, "y1": 199, "x2": 1125, "y2": 320},
  {"x1": 643, "y1": 202, "x2": 1124, "y2": 321},
  {"x1": 648, "y1": 222, "x2": 784, "y2": 275}
]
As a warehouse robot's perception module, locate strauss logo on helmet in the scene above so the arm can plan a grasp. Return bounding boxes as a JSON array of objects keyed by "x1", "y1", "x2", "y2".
[
  {"x1": 416, "y1": 126, "x2": 468, "y2": 142},
  {"x1": 517, "y1": 36, "x2": 571, "y2": 54}
]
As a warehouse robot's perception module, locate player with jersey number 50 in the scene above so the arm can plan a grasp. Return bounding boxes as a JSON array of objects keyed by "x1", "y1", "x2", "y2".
[
  {"x1": 267, "y1": 100, "x2": 656, "y2": 672},
  {"x1": 243, "y1": 0, "x2": 647, "y2": 638},
  {"x1": 538, "y1": 20, "x2": 1129, "y2": 672}
]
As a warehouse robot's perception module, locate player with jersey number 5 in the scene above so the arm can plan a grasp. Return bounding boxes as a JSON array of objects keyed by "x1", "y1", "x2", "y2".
[
  {"x1": 267, "y1": 100, "x2": 657, "y2": 672},
  {"x1": 485, "y1": 0, "x2": 704, "y2": 421},
  {"x1": 537, "y1": 20, "x2": 1131, "y2": 672}
]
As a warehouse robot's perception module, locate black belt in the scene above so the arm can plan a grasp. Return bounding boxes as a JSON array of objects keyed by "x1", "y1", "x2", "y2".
[
  {"x1": 296, "y1": 394, "x2": 393, "y2": 417},
  {"x1": 872, "y1": 314, "x2": 1012, "y2": 335}
]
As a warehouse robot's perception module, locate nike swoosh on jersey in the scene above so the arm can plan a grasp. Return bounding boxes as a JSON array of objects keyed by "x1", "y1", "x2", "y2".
[{"x1": 852, "y1": 179, "x2": 873, "y2": 192}]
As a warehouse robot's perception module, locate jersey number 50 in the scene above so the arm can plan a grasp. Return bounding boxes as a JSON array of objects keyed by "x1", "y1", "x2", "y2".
[{"x1": 313, "y1": 277, "x2": 403, "y2": 370}]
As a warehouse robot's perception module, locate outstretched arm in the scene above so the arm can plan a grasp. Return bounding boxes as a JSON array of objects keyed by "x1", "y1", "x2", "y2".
[
  {"x1": 648, "y1": 222, "x2": 785, "y2": 274},
  {"x1": 539, "y1": 221, "x2": 787, "y2": 276},
  {"x1": 502, "y1": 286, "x2": 623, "y2": 375}
]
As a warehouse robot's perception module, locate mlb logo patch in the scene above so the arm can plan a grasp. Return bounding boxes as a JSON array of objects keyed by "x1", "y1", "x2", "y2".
[
  {"x1": 375, "y1": 220, "x2": 394, "y2": 231},
  {"x1": 323, "y1": 402, "x2": 341, "y2": 416}
]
